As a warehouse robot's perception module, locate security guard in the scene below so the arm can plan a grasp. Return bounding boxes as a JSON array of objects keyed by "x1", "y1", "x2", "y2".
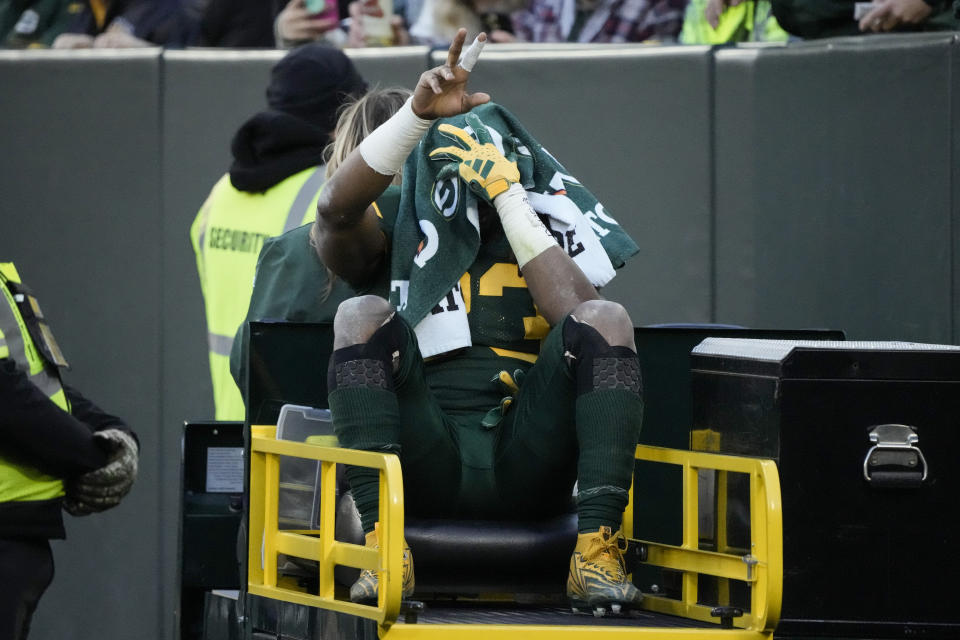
[
  {"x1": 191, "y1": 44, "x2": 367, "y2": 420},
  {"x1": 0, "y1": 262, "x2": 138, "y2": 640}
]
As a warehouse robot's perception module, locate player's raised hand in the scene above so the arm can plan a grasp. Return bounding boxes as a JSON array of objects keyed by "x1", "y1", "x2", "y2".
[{"x1": 411, "y1": 29, "x2": 491, "y2": 120}]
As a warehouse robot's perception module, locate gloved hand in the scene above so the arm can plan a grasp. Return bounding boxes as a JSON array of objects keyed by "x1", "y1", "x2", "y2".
[
  {"x1": 429, "y1": 113, "x2": 520, "y2": 201},
  {"x1": 63, "y1": 428, "x2": 139, "y2": 516}
]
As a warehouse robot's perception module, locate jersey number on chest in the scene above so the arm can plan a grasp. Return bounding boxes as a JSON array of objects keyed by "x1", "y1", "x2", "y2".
[{"x1": 429, "y1": 263, "x2": 549, "y2": 340}]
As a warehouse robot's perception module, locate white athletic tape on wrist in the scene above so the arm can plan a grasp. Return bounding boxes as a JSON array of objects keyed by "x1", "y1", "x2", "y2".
[
  {"x1": 358, "y1": 97, "x2": 434, "y2": 176},
  {"x1": 458, "y1": 35, "x2": 486, "y2": 72},
  {"x1": 493, "y1": 183, "x2": 557, "y2": 268}
]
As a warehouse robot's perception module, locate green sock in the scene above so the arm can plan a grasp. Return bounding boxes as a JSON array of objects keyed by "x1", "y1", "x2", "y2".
[
  {"x1": 329, "y1": 386, "x2": 400, "y2": 534},
  {"x1": 575, "y1": 388, "x2": 643, "y2": 533}
]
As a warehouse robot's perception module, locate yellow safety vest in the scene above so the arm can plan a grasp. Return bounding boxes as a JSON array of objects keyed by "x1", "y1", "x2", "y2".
[
  {"x1": 679, "y1": 0, "x2": 789, "y2": 44},
  {"x1": 190, "y1": 165, "x2": 326, "y2": 420},
  {"x1": 0, "y1": 262, "x2": 68, "y2": 502}
]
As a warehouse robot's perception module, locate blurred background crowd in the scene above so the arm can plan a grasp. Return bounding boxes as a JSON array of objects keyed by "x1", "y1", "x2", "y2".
[{"x1": 1, "y1": 0, "x2": 957, "y2": 52}]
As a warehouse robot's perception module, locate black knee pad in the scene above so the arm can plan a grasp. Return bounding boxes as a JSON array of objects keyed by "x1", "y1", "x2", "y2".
[
  {"x1": 327, "y1": 313, "x2": 405, "y2": 393},
  {"x1": 562, "y1": 315, "x2": 642, "y2": 397}
]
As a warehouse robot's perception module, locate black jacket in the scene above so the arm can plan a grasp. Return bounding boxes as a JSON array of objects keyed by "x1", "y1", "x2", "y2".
[
  {"x1": 0, "y1": 357, "x2": 130, "y2": 539},
  {"x1": 196, "y1": 0, "x2": 284, "y2": 47}
]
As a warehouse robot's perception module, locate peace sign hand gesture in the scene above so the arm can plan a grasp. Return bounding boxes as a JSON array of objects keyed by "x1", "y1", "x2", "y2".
[{"x1": 411, "y1": 29, "x2": 491, "y2": 120}]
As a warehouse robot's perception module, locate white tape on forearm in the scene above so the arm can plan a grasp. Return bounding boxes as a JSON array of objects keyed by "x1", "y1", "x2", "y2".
[
  {"x1": 458, "y1": 35, "x2": 485, "y2": 72},
  {"x1": 358, "y1": 97, "x2": 434, "y2": 176},
  {"x1": 494, "y1": 183, "x2": 557, "y2": 268}
]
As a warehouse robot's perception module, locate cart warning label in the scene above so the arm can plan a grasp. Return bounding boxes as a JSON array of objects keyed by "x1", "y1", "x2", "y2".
[{"x1": 206, "y1": 447, "x2": 244, "y2": 493}]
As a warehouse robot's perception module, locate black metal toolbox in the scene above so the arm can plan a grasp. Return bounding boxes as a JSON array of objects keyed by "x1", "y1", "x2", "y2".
[{"x1": 690, "y1": 338, "x2": 960, "y2": 639}]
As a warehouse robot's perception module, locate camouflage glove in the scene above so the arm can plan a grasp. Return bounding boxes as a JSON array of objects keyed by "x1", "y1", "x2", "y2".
[
  {"x1": 429, "y1": 112, "x2": 520, "y2": 201},
  {"x1": 63, "y1": 428, "x2": 139, "y2": 516}
]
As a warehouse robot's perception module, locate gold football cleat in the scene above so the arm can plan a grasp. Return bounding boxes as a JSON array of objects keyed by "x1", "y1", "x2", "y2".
[
  {"x1": 349, "y1": 523, "x2": 415, "y2": 604},
  {"x1": 567, "y1": 526, "x2": 644, "y2": 615}
]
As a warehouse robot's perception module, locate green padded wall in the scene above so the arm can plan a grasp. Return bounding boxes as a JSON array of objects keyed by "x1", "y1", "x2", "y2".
[
  {"x1": 714, "y1": 34, "x2": 957, "y2": 342},
  {"x1": 345, "y1": 44, "x2": 429, "y2": 87},
  {"x1": 160, "y1": 50, "x2": 280, "y2": 640},
  {"x1": 0, "y1": 49, "x2": 165, "y2": 640},
  {"x1": 953, "y1": 38, "x2": 960, "y2": 344}
]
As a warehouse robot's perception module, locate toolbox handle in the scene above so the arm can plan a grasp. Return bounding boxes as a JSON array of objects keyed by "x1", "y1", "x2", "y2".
[{"x1": 862, "y1": 424, "x2": 928, "y2": 488}]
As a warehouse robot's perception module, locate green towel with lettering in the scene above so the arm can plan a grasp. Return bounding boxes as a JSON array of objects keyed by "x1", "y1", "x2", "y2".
[{"x1": 388, "y1": 102, "x2": 639, "y2": 358}]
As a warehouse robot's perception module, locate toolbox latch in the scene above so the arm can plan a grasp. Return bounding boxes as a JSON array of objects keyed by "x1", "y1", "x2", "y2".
[{"x1": 862, "y1": 424, "x2": 928, "y2": 488}]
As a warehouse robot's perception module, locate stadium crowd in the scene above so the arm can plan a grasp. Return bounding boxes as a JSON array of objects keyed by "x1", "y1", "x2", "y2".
[{"x1": 0, "y1": 0, "x2": 956, "y2": 50}]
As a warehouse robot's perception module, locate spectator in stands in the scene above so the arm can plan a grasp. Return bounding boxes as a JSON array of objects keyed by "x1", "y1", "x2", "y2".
[
  {"x1": 192, "y1": 0, "x2": 345, "y2": 49},
  {"x1": 771, "y1": 0, "x2": 958, "y2": 37},
  {"x1": 680, "y1": 0, "x2": 788, "y2": 43},
  {"x1": 275, "y1": 0, "x2": 348, "y2": 47},
  {"x1": 272, "y1": 0, "x2": 517, "y2": 49},
  {"x1": 228, "y1": 87, "x2": 412, "y2": 402},
  {"x1": 0, "y1": 0, "x2": 81, "y2": 48},
  {"x1": 343, "y1": 0, "x2": 414, "y2": 47},
  {"x1": 345, "y1": 0, "x2": 687, "y2": 47},
  {"x1": 50, "y1": 0, "x2": 193, "y2": 48},
  {"x1": 191, "y1": 44, "x2": 366, "y2": 421},
  {"x1": 403, "y1": 0, "x2": 519, "y2": 45},
  {"x1": 510, "y1": 0, "x2": 687, "y2": 42},
  {"x1": 193, "y1": 0, "x2": 278, "y2": 47}
]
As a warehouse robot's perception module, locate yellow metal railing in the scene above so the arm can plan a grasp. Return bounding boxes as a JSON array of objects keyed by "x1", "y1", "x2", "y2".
[
  {"x1": 630, "y1": 445, "x2": 783, "y2": 633},
  {"x1": 247, "y1": 425, "x2": 406, "y2": 626},
  {"x1": 247, "y1": 426, "x2": 782, "y2": 638}
]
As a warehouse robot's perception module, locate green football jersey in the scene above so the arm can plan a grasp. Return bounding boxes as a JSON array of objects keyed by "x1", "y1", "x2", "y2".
[
  {"x1": 456, "y1": 228, "x2": 549, "y2": 357},
  {"x1": 421, "y1": 228, "x2": 551, "y2": 415}
]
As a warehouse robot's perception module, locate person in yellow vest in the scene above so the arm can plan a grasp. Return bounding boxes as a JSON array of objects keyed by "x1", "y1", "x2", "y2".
[
  {"x1": 191, "y1": 44, "x2": 367, "y2": 421},
  {"x1": 679, "y1": 0, "x2": 789, "y2": 43},
  {"x1": 0, "y1": 262, "x2": 139, "y2": 640}
]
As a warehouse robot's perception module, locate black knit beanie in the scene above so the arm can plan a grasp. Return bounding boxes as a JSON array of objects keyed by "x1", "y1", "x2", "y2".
[{"x1": 266, "y1": 43, "x2": 368, "y2": 133}]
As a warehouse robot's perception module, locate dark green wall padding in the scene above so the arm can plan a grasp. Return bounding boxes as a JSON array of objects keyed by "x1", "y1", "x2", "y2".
[{"x1": 0, "y1": 34, "x2": 957, "y2": 640}]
